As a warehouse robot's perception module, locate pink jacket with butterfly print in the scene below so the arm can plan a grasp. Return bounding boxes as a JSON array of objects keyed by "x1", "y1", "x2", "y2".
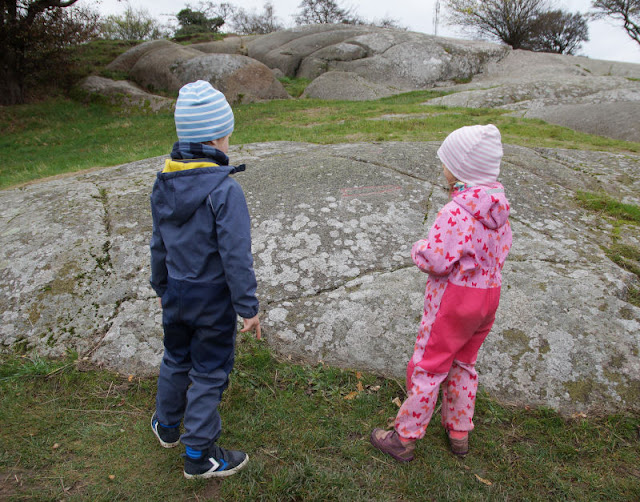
[{"x1": 411, "y1": 183, "x2": 512, "y2": 289}]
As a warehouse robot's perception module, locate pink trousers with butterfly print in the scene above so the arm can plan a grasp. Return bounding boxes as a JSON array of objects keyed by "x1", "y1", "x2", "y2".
[{"x1": 394, "y1": 283, "x2": 501, "y2": 440}]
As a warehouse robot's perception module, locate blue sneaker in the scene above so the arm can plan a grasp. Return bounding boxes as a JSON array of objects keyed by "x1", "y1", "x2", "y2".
[
  {"x1": 151, "y1": 412, "x2": 180, "y2": 448},
  {"x1": 183, "y1": 444, "x2": 249, "y2": 479}
]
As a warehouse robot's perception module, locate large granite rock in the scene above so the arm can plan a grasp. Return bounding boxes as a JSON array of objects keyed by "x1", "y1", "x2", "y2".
[
  {"x1": 172, "y1": 53, "x2": 290, "y2": 103},
  {"x1": 107, "y1": 40, "x2": 288, "y2": 104},
  {"x1": 424, "y1": 50, "x2": 640, "y2": 142},
  {"x1": 106, "y1": 39, "x2": 179, "y2": 73},
  {"x1": 302, "y1": 71, "x2": 400, "y2": 100},
  {"x1": 193, "y1": 35, "x2": 259, "y2": 55},
  {"x1": 0, "y1": 142, "x2": 638, "y2": 415},
  {"x1": 77, "y1": 76, "x2": 174, "y2": 112},
  {"x1": 244, "y1": 24, "x2": 509, "y2": 90}
]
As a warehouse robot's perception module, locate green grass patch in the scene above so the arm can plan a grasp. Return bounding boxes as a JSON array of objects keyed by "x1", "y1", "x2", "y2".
[
  {"x1": 2, "y1": 90, "x2": 640, "y2": 189},
  {"x1": 278, "y1": 76, "x2": 312, "y2": 97},
  {"x1": 173, "y1": 32, "x2": 225, "y2": 44},
  {"x1": 576, "y1": 191, "x2": 640, "y2": 224},
  {"x1": 576, "y1": 191, "x2": 640, "y2": 306},
  {"x1": 606, "y1": 243, "x2": 640, "y2": 279},
  {"x1": 0, "y1": 342, "x2": 638, "y2": 500},
  {"x1": 69, "y1": 39, "x2": 139, "y2": 80},
  {"x1": 0, "y1": 99, "x2": 175, "y2": 189}
]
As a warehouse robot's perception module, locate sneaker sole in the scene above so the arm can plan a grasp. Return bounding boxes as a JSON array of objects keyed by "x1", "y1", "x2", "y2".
[
  {"x1": 151, "y1": 414, "x2": 180, "y2": 449},
  {"x1": 183, "y1": 454, "x2": 249, "y2": 479}
]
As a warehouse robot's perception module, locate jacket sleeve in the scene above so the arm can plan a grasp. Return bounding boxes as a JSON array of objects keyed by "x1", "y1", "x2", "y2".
[
  {"x1": 411, "y1": 206, "x2": 463, "y2": 277},
  {"x1": 211, "y1": 179, "x2": 259, "y2": 319},
  {"x1": 149, "y1": 201, "x2": 168, "y2": 297}
]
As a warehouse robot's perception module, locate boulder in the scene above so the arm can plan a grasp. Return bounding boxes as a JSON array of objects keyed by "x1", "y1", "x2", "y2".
[
  {"x1": 517, "y1": 102, "x2": 640, "y2": 142},
  {"x1": 105, "y1": 40, "x2": 289, "y2": 104},
  {"x1": 0, "y1": 141, "x2": 638, "y2": 415},
  {"x1": 106, "y1": 39, "x2": 179, "y2": 73},
  {"x1": 127, "y1": 44, "x2": 203, "y2": 93},
  {"x1": 302, "y1": 71, "x2": 400, "y2": 100},
  {"x1": 77, "y1": 76, "x2": 174, "y2": 112},
  {"x1": 172, "y1": 54, "x2": 290, "y2": 103},
  {"x1": 424, "y1": 50, "x2": 640, "y2": 142},
  {"x1": 247, "y1": 25, "x2": 371, "y2": 77},
  {"x1": 192, "y1": 35, "x2": 259, "y2": 56},
  {"x1": 245, "y1": 24, "x2": 510, "y2": 90}
]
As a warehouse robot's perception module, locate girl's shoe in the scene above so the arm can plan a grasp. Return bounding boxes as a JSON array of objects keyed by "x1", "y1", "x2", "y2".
[
  {"x1": 447, "y1": 431, "x2": 469, "y2": 456},
  {"x1": 370, "y1": 428, "x2": 415, "y2": 462}
]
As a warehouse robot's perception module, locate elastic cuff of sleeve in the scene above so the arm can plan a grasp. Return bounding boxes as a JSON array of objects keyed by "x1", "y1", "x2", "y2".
[
  {"x1": 153, "y1": 287, "x2": 167, "y2": 298},
  {"x1": 237, "y1": 307, "x2": 259, "y2": 319}
]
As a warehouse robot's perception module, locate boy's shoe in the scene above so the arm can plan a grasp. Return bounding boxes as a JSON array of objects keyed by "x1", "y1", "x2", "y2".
[
  {"x1": 370, "y1": 428, "x2": 415, "y2": 462},
  {"x1": 447, "y1": 432, "x2": 469, "y2": 456},
  {"x1": 151, "y1": 412, "x2": 181, "y2": 448},
  {"x1": 183, "y1": 444, "x2": 249, "y2": 479}
]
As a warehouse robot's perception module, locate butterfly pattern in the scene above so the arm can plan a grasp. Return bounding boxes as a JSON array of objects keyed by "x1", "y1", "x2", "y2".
[{"x1": 395, "y1": 183, "x2": 512, "y2": 440}]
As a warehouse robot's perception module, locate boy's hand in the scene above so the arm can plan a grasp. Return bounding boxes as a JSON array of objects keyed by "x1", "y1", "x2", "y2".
[
  {"x1": 158, "y1": 297, "x2": 162, "y2": 308},
  {"x1": 241, "y1": 315, "x2": 261, "y2": 340}
]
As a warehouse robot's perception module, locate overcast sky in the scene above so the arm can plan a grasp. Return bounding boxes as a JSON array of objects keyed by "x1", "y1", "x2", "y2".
[{"x1": 91, "y1": 0, "x2": 640, "y2": 64}]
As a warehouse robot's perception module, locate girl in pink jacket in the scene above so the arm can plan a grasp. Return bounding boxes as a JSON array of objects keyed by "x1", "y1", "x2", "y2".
[{"x1": 371, "y1": 124, "x2": 512, "y2": 462}]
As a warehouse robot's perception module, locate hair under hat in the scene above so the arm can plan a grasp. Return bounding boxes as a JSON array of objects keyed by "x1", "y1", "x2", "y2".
[
  {"x1": 437, "y1": 124, "x2": 503, "y2": 186},
  {"x1": 174, "y1": 80, "x2": 234, "y2": 143}
]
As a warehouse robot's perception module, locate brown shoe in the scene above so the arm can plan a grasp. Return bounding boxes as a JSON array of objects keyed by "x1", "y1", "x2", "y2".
[
  {"x1": 370, "y1": 428, "x2": 415, "y2": 462},
  {"x1": 447, "y1": 432, "x2": 469, "y2": 456}
]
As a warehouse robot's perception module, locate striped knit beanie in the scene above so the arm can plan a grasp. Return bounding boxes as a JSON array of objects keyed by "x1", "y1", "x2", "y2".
[
  {"x1": 174, "y1": 80, "x2": 234, "y2": 143},
  {"x1": 437, "y1": 124, "x2": 503, "y2": 186}
]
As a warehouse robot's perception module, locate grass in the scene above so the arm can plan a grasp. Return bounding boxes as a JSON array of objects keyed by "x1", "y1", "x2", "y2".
[
  {"x1": 575, "y1": 191, "x2": 640, "y2": 224},
  {"x1": 278, "y1": 76, "x2": 312, "y2": 98},
  {"x1": 575, "y1": 191, "x2": 640, "y2": 306},
  {"x1": 2, "y1": 92, "x2": 640, "y2": 189},
  {"x1": 1, "y1": 339, "x2": 638, "y2": 501}
]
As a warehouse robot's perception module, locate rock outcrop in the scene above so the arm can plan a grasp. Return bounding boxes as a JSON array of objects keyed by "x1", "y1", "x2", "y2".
[
  {"x1": 218, "y1": 24, "x2": 509, "y2": 91},
  {"x1": 172, "y1": 53, "x2": 290, "y2": 104},
  {"x1": 78, "y1": 76, "x2": 174, "y2": 111},
  {"x1": 424, "y1": 50, "x2": 640, "y2": 142},
  {"x1": 1, "y1": 142, "x2": 638, "y2": 415},
  {"x1": 301, "y1": 71, "x2": 400, "y2": 100},
  {"x1": 106, "y1": 40, "x2": 288, "y2": 104}
]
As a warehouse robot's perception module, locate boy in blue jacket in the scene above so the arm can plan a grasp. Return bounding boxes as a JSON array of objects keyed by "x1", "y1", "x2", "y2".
[{"x1": 149, "y1": 80, "x2": 261, "y2": 479}]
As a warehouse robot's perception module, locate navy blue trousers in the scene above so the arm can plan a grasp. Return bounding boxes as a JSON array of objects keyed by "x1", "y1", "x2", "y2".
[{"x1": 155, "y1": 279, "x2": 236, "y2": 450}]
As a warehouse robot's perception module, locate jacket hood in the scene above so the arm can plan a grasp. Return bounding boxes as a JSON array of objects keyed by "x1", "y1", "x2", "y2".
[
  {"x1": 152, "y1": 142, "x2": 244, "y2": 224},
  {"x1": 451, "y1": 183, "x2": 510, "y2": 229}
]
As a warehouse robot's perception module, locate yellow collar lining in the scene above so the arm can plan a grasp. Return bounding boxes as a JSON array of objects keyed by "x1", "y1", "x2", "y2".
[{"x1": 162, "y1": 159, "x2": 219, "y2": 173}]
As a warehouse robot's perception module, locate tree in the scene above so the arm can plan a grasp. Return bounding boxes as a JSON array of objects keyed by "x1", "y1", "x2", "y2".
[
  {"x1": 1, "y1": 0, "x2": 100, "y2": 105},
  {"x1": 369, "y1": 16, "x2": 407, "y2": 30},
  {"x1": 101, "y1": 4, "x2": 165, "y2": 41},
  {"x1": 444, "y1": 0, "x2": 548, "y2": 49},
  {"x1": 294, "y1": 0, "x2": 358, "y2": 25},
  {"x1": 524, "y1": 10, "x2": 589, "y2": 54},
  {"x1": 175, "y1": 7, "x2": 224, "y2": 37},
  {"x1": 591, "y1": 0, "x2": 640, "y2": 45},
  {"x1": 231, "y1": 2, "x2": 283, "y2": 35}
]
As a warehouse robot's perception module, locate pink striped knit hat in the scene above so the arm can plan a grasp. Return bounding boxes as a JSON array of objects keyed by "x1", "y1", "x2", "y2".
[{"x1": 437, "y1": 124, "x2": 503, "y2": 186}]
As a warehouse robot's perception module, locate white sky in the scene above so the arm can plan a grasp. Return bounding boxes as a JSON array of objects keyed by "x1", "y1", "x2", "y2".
[{"x1": 90, "y1": 0, "x2": 640, "y2": 64}]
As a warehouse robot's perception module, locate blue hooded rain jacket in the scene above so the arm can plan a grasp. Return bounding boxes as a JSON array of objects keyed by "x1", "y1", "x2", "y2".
[{"x1": 150, "y1": 143, "x2": 259, "y2": 327}]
